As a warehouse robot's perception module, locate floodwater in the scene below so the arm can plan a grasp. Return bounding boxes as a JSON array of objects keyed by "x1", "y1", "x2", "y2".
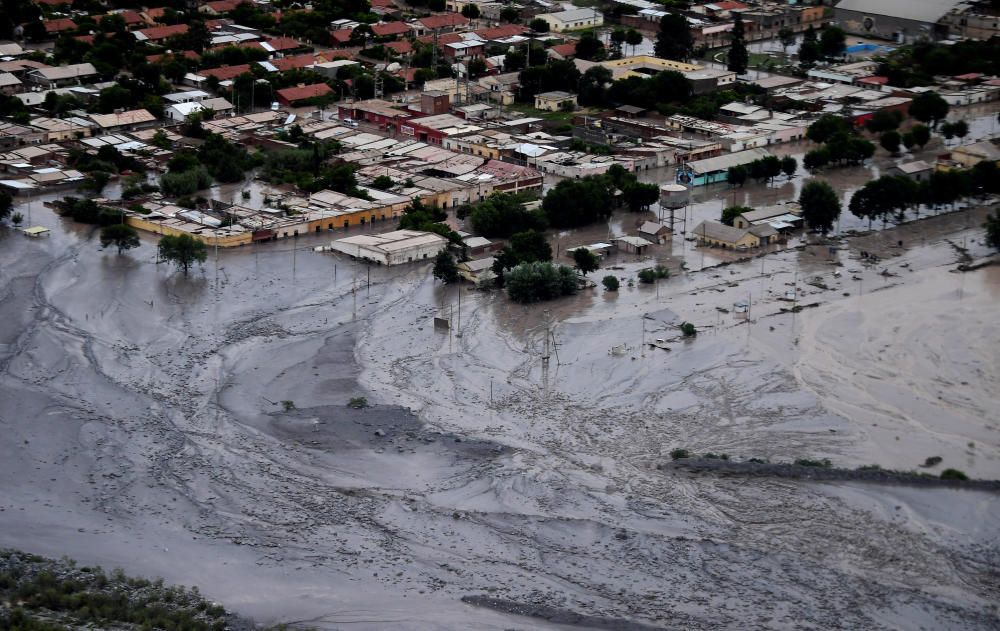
[{"x1": 1, "y1": 161, "x2": 999, "y2": 628}]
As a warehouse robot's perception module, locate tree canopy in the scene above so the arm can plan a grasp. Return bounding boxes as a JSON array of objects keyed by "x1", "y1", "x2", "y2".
[
  {"x1": 799, "y1": 181, "x2": 841, "y2": 234},
  {"x1": 158, "y1": 234, "x2": 207, "y2": 276}
]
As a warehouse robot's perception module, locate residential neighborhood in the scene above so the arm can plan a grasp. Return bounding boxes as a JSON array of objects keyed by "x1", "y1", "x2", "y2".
[{"x1": 1, "y1": 0, "x2": 999, "y2": 629}]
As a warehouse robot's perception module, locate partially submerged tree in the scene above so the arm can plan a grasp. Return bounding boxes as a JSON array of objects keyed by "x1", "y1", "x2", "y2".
[
  {"x1": 100, "y1": 224, "x2": 141, "y2": 255},
  {"x1": 799, "y1": 180, "x2": 841, "y2": 234},
  {"x1": 572, "y1": 247, "x2": 600, "y2": 274},
  {"x1": 158, "y1": 234, "x2": 207, "y2": 276},
  {"x1": 432, "y1": 250, "x2": 460, "y2": 284}
]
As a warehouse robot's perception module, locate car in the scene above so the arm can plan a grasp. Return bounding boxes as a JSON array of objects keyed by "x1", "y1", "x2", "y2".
[{"x1": 343, "y1": 117, "x2": 359, "y2": 127}]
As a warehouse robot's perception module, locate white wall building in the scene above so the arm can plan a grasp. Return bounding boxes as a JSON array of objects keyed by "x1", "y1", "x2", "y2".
[
  {"x1": 329, "y1": 230, "x2": 448, "y2": 265},
  {"x1": 536, "y1": 8, "x2": 604, "y2": 32}
]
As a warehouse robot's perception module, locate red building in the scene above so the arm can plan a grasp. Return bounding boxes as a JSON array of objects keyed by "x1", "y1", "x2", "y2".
[
  {"x1": 276, "y1": 83, "x2": 333, "y2": 106},
  {"x1": 338, "y1": 99, "x2": 414, "y2": 127}
]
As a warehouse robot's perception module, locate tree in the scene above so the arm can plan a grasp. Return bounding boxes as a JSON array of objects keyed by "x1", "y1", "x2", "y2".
[
  {"x1": 432, "y1": 250, "x2": 459, "y2": 283},
  {"x1": 371, "y1": 175, "x2": 394, "y2": 190},
  {"x1": 901, "y1": 132, "x2": 916, "y2": 151},
  {"x1": 0, "y1": 190, "x2": 12, "y2": 222},
  {"x1": 721, "y1": 205, "x2": 751, "y2": 226},
  {"x1": 506, "y1": 262, "x2": 577, "y2": 303},
  {"x1": 100, "y1": 223, "x2": 140, "y2": 255},
  {"x1": 804, "y1": 147, "x2": 830, "y2": 171},
  {"x1": 910, "y1": 124, "x2": 931, "y2": 148},
  {"x1": 799, "y1": 25, "x2": 820, "y2": 66},
  {"x1": 510, "y1": 229, "x2": 552, "y2": 263},
  {"x1": 727, "y1": 165, "x2": 747, "y2": 187},
  {"x1": 807, "y1": 114, "x2": 853, "y2": 144},
  {"x1": 799, "y1": 181, "x2": 841, "y2": 234},
  {"x1": 909, "y1": 92, "x2": 949, "y2": 128},
  {"x1": 158, "y1": 234, "x2": 207, "y2": 276},
  {"x1": 951, "y1": 119, "x2": 969, "y2": 140},
  {"x1": 655, "y1": 14, "x2": 693, "y2": 61},
  {"x1": 778, "y1": 26, "x2": 795, "y2": 55},
  {"x1": 573, "y1": 248, "x2": 600, "y2": 274},
  {"x1": 880, "y1": 130, "x2": 901, "y2": 155},
  {"x1": 625, "y1": 29, "x2": 643, "y2": 57},
  {"x1": 529, "y1": 18, "x2": 549, "y2": 33},
  {"x1": 865, "y1": 110, "x2": 903, "y2": 133},
  {"x1": 819, "y1": 27, "x2": 846, "y2": 58},
  {"x1": 467, "y1": 57, "x2": 488, "y2": 78},
  {"x1": 781, "y1": 155, "x2": 797, "y2": 179},
  {"x1": 11, "y1": 212, "x2": 23, "y2": 226},
  {"x1": 575, "y1": 31, "x2": 605, "y2": 61},
  {"x1": 727, "y1": 13, "x2": 748, "y2": 75},
  {"x1": 985, "y1": 209, "x2": 1000, "y2": 251},
  {"x1": 460, "y1": 4, "x2": 480, "y2": 19},
  {"x1": 622, "y1": 181, "x2": 659, "y2": 211},
  {"x1": 602, "y1": 275, "x2": 619, "y2": 291},
  {"x1": 500, "y1": 6, "x2": 520, "y2": 22},
  {"x1": 610, "y1": 29, "x2": 626, "y2": 58}
]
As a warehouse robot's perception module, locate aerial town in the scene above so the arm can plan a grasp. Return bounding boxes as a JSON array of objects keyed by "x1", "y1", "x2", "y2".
[{"x1": 0, "y1": 0, "x2": 998, "y2": 628}]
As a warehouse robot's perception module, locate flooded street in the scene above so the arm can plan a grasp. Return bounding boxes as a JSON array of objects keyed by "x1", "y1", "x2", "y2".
[{"x1": 1, "y1": 152, "x2": 999, "y2": 629}]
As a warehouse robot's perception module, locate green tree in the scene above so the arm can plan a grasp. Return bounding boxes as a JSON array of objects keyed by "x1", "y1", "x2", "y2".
[
  {"x1": 602, "y1": 275, "x2": 619, "y2": 291},
  {"x1": 158, "y1": 234, "x2": 207, "y2": 276},
  {"x1": 500, "y1": 6, "x2": 520, "y2": 22},
  {"x1": 371, "y1": 175, "x2": 394, "y2": 190},
  {"x1": 0, "y1": 190, "x2": 13, "y2": 222},
  {"x1": 909, "y1": 92, "x2": 949, "y2": 128},
  {"x1": 778, "y1": 26, "x2": 795, "y2": 54},
  {"x1": 721, "y1": 205, "x2": 751, "y2": 226},
  {"x1": 11, "y1": 211, "x2": 23, "y2": 226},
  {"x1": 510, "y1": 229, "x2": 552, "y2": 263},
  {"x1": 622, "y1": 181, "x2": 659, "y2": 211},
  {"x1": 985, "y1": 208, "x2": 1000, "y2": 251},
  {"x1": 529, "y1": 18, "x2": 549, "y2": 33},
  {"x1": 460, "y1": 4, "x2": 480, "y2": 19},
  {"x1": 610, "y1": 28, "x2": 626, "y2": 58},
  {"x1": 807, "y1": 114, "x2": 853, "y2": 144},
  {"x1": 654, "y1": 13, "x2": 693, "y2": 61},
  {"x1": 467, "y1": 57, "x2": 488, "y2": 78},
  {"x1": 880, "y1": 130, "x2": 901, "y2": 155},
  {"x1": 727, "y1": 13, "x2": 748, "y2": 75},
  {"x1": 432, "y1": 250, "x2": 459, "y2": 283},
  {"x1": 506, "y1": 261, "x2": 577, "y2": 303},
  {"x1": 819, "y1": 27, "x2": 846, "y2": 57},
  {"x1": 100, "y1": 223, "x2": 140, "y2": 255},
  {"x1": 799, "y1": 180, "x2": 841, "y2": 234},
  {"x1": 575, "y1": 31, "x2": 606, "y2": 61},
  {"x1": 625, "y1": 29, "x2": 643, "y2": 57},
  {"x1": 727, "y1": 165, "x2": 748, "y2": 187},
  {"x1": 781, "y1": 155, "x2": 797, "y2": 178},
  {"x1": 573, "y1": 247, "x2": 600, "y2": 274},
  {"x1": 910, "y1": 124, "x2": 931, "y2": 148},
  {"x1": 865, "y1": 110, "x2": 903, "y2": 133},
  {"x1": 798, "y1": 25, "x2": 820, "y2": 66}
]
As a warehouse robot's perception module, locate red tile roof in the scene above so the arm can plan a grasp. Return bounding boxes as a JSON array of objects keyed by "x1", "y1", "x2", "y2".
[
  {"x1": 43, "y1": 18, "x2": 76, "y2": 33},
  {"x1": 855, "y1": 76, "x2": 888, "y2": 85},
  {"x1": 953, "y1": 72, "x2": 982, "y2": 81},
  {"x1": 115, "y1": 10, "x2": 145, "y2": 25},
  {"x1": 146, "y1": 50, "x2": 200, "y2": 64},
  {"x1": 137, "y1": 23, "x2": 188, "y2": 41},
  {"x1": 75, "y1": 34, "x2": 95, "y2": 44},
  {"x1": 712, "y1": 1, "x2": 747, "y2": 10},
  {"x1": 384, "y1": 40, "x2": 413, "y2": 55},
  {"x1": 417, "y1": 14, "x2": 469, "y2": 30},
  {"x1": 205, "y1": 0, "x2": 241, "y2": 12},
  {"x1": 33, "y1": 0, "x2": 70, "y2": 5},
  {"x1": 276, "y1": 82, "x2": 333, "y2": 103},
  {"x1": 417, "y1": 31, "x2": 463, "y2": 45},
  {"x1": 474, "y1": 24, "x2": 528, "y2": 40},
  {"x1": 331, "y1": 28, "x2": 354, "y2": 44},
  {"x1": 264, "y1": 36, "x2": 300, "y2": 51},
  {"x1": 145, "y1": 7, "x2": 167, "y2": 21},
  {"x1": 370, "y1": 0, "x2": 395, "y2": 7},
  {"x1": 548, "y1": 42, "x2": 576, "y2": 58},
  {"x1": 268, "y1": 54, "x2": 321, "y2": 71},
  {"x1": 199, "y1": 63, "x2": 252, "y2": 81},
  {"x1": 371, "y1": 21, "x2": 412, "y2": 37}
]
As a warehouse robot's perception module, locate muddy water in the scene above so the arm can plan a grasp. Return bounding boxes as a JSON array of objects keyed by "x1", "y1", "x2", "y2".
[{"x1": 1, "y1": 185, "x2": 999, "y2": 629}]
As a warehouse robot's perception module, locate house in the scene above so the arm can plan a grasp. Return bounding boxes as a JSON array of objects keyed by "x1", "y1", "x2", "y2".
[
  {"x1": 676, "y1": 147, "x2": 770, "y2": 187},
  {"x1": 891, "y1": 160, "x2": 933, "y2": 182},
  {"x1": 613, "y1": 235, "x2": 653, "y2": 255},
  {"x1": 88, "y1": 109, "x2": 158, "y2": 133},
  {"x1": 947, "y1": 141, "x2": 1000, "y2": 168},
  {"x1": 747, "y1": 223, "x2": 779, "y2": 246},
  {"x1": 165, "y1": 97, "x2": 233, "y2": 122},
  {"x1": 732, "y1": 206, "x2": 803, "y2": 231},
  {"x1": 535, "y1": 8, "x2": 603, "y2": 32},
  {"x1": 329, "y1": 229, "x2": 449, "y2": 265},
  {"x1": 457, "y1": 257, "x2": 496, "y2": 283},
  {"x1": 547, "y1": 42, "x2": 578, "y2": 61},
  {"x1": 0, "y1": 73, "x2": 22, "y2": 95},
  {"x1": 638, "y1": 221, "x2": 670, "y2": 244},
  {"x1": 276, "y1": 83, "x2": 333, "y2": 107},
  {"x1": 534, "y1": 91, "x2": 576, "y2": 112},
  {"x1": 413, "y1": 14, "x2": 470, "y2": 35},
  {"x1": 43, "y1": 18, "x2": 77, "y2": 36},
  {"x1": 163, "y1": 89, "x2": 210, "y2": 104},
  {"x1": 27, "y1": 63, "x2": 98, "y2": 88},
  {"x1": 199, "y1": 0, "x2": 241, "y2": 15},
  {"x1": 692, "y1": 220, "x2": 760, "y2": 249},
  {"x1": 833, "y1": 0, "x2": 962, "y2": 43},
  {"x1": 462, "y1": 235, "x2": 496, "y2": 256},
  {"x1": 371, "y1": 22, "x2": 413, "y2": 38},
  {"x1": 133, "y1": 24, "x2": 189, "y2": 42}
]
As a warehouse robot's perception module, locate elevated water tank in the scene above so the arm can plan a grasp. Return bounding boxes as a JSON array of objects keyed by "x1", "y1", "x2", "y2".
[{"x1": 659, "y1": 183, "x2": 689, "y2": 209}]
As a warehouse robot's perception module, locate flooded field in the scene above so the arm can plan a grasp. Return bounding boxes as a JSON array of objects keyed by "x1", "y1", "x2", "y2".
[{"x1": 1, "y1": 148, "x2": 999, "y2": 628}]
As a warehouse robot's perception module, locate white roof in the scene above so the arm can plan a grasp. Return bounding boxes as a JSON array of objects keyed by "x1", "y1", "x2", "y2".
[
  {"x1": 614, "y1": 236, "x2": 654, "y2": 247},
  {"x1": 833, "y1": 0, "x2": 963, "y2": 24},
  {"x1": 163, "y1": 90, "x2": 209, "y2": 102},
  {"x1": 542, "y1": 8, "x2": 602, "y2": 23},
  {"x1": 31, "y1": 63, "x2": 98, "y2": 81}
]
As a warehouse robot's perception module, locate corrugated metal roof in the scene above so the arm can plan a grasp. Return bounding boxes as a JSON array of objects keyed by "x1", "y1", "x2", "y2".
[{"x1": 833, "y1": 0, "x2": 963, "y2": 24}]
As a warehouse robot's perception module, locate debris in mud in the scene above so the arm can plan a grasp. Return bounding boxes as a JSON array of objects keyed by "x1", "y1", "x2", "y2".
[
  {"x1": 666, "y1": 459, "x2": 1000, "y2": 491},
  {"x1": 461, "y1": 595, "x2": 669, "y2": 631}
]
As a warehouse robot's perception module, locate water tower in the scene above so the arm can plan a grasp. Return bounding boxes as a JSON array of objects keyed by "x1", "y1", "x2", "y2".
[{"x1": 659, "y1": 183, "x2": 689, "y2": 235}]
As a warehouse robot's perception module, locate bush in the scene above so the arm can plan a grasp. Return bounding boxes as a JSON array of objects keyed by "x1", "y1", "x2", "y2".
[
  {"x1": 160, "y1": 166, "x2": 212, "y2": 197},
  {"x1": 670, "y1": 448, "x2": 690, "y2": 460},
  {"x1": 348, "y1": 397, "x2": 368, "y2": 409},
  {"x1": 602, "y1": 275, "x2": 619, "y2": 291},
  {"x1": 794, "y1": 458, "x2": 832, "y2": 468},
  {"x1": 281, "y1": 400, "x2": 295, "y2": 412},
  {"x1": 940, "y1": 468, "x2": 968, "y2": 481},
  {"x1": 637, "y1": 268, "x2": 656, "y2": 284},
  {"x1": 506, "y1": 261, "x2": 578, "y2": 303},
  {"x1": 680, "y1": 322, "x2": 696, "y2": 337}
]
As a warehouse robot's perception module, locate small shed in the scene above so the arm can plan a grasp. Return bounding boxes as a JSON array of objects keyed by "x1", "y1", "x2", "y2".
[
  {"x1": 890, "y1": 160, "x2": 933, "y2": 182},
  {"x1": 22, "y1": 226, "x2": 51, "y2": 237},
  {"x1": 457, "y1": 257, "x2": 495, "y2": 283},
  {"x1": 638, "y1": 221, "x2": 671, "y2": 244},
  {"x1": 613, "y1": 235, "x2": 654, "y2": 255},
  {"x1": 534, "y1": 91, "x2": 576, "y2": 112}
]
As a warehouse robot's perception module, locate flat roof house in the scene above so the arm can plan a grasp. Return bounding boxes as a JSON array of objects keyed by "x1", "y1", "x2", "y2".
[
  {"x1": 329, "y1": 229, "x2": 449, "y2": 265},
  {"x1": 27, "y1": 63, "x2": 98, "y2": 88},
  {"x1": 676, "y1": 147, "x2": 770, "y2": 186},
  {"x1": 536, "y1": 8, "x2": 604, "y2": 32},
  {"x1": 534, "y1": 91, "x2": 576, "y2": 112},
  {"x1": 692, "y1": 220, "x2": 761, "y2": 249}
]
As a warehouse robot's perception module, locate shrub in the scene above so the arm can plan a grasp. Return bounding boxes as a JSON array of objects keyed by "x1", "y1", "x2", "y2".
[
  {"x1": 281, "y1": 400, "x2": 295, "y2": 412},
  {"x1": 940, "y1": 468, "x2": 968, "y2": 481},
  {"x1": 602, "y1": 275, "x2": 619, "y2": 291},
  {"x1": 637, "y1": 268, "x2": 656, "y2": 284},
  {"x1": 794, "y1": 458, "x2": 831, "y2": 468},
  {"x1": 160, "y1": 166, "x2": 212, "y2": 197},
  {"x1": 348, "y1": 397, "x2": 368, "y2": 409},
  {"x1": 680, "y1": 322, "x2": 697, "y2": 337},
  {"x1": 506, "y1": 262, "x2": 578, "y2": 304},
  {"x1": 670, "y1": 448, "x2": 690, "y2": 460}
]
